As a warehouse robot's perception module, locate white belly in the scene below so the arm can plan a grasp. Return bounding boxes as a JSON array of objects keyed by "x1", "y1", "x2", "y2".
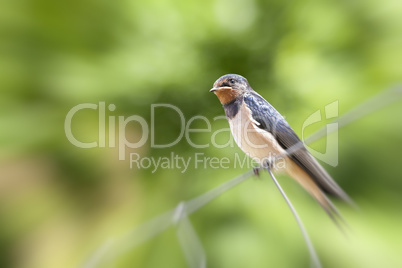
[{"x1": 228, "y1": 102, "x2": 287, "y2": 166}]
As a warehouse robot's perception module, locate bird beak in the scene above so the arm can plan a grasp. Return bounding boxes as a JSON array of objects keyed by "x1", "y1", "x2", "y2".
[{"x1": 209, "y1": 87, "x2": 232, "y2": 93}]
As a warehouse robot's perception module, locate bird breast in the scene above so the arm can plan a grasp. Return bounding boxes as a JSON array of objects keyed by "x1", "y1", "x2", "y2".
[{"x1": 228, "y1": 101, "x2": 287, "y2": 166}]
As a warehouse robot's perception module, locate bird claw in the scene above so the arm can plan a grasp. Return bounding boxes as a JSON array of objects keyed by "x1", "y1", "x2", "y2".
[
  {"x1": 253, "y1": 167, "x2": 261, "y2": 177},
  {"x1": 263, "y1": 160, "x2": 274, "y2": 171}
]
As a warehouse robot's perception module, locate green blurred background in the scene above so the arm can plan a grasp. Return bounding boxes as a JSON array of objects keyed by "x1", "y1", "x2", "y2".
[{"x1": 1, "y1": 0, "x2": 402, "y2": 267}]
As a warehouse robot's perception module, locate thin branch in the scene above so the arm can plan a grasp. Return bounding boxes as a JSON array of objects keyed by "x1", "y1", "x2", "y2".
[
  {"x1": 174, "y1": 202, "x2": 207, "y2": 268},
  {"x1": 185, "y1": 170, "x2": 254, "y2": 215},
  {"x1": 266, "y1": 166, "x2": 322, "y2": 268},
  {"x1": 284, "y1": 86, "x2": 402, "y2": 157}
]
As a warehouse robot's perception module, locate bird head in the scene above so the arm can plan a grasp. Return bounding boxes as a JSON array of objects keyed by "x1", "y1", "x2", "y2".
[{"x1": 210, "y1": 74, "x2": 251, "y2": 104}]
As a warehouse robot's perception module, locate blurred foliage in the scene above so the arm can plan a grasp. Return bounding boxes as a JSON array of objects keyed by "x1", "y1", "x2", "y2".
[{"x1": 1, "y1": 0, "x2": 402, "y2": 267}]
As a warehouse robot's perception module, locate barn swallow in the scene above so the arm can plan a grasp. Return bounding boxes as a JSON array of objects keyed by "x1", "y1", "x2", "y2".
[{"x1": 210, "y1": 74, "x2": 353, "y2": 222}]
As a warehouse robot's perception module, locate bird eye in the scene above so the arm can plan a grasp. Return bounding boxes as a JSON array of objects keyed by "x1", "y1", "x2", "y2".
[{"x1": 229, "y1": 79, "x2": 235, "y2": 84}]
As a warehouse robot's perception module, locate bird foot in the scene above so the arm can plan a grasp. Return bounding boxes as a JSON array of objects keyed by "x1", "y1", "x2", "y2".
[{"x1": 253, "y1": 167, "x2": 261, "y2": 177}]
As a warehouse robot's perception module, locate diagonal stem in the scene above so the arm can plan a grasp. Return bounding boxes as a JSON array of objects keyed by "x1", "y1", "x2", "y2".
[
  {"x1": 266, "y1": 166, "x2": 322, "y2": 268},
  {"x1": 174, "y1": 202, "x2": 207, "y2": 268}
]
